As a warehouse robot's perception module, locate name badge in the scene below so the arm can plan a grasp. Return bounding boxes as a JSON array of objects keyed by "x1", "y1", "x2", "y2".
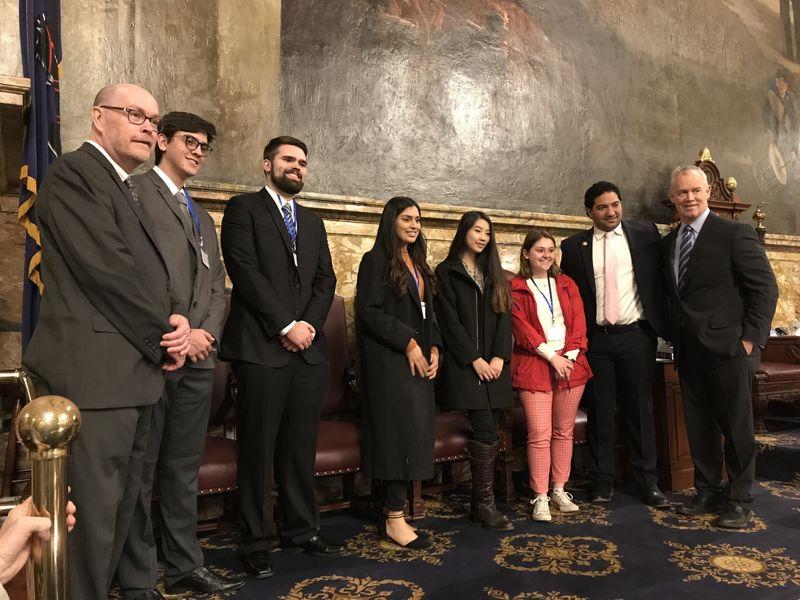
[
  {"x1": 200, "y1": 248, "x2": 210, "y2": 269},
  {"x1": 420, "y1": 301, "x2": 427, "y2": 320},
  {"x1": 546, "y1": 324, "x2": 566, "y2": 343}
]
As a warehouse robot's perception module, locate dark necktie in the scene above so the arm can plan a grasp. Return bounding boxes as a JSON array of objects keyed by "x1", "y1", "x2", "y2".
[
  {"x1": 124, "y1": 177, "x2": 141, "y2": 208},
  {"x1": 678, "y1": 226, "x2": 695, "y2": 290},
  {"x1": 282, "y1": 203, "x2": 297, "y2": 244}
]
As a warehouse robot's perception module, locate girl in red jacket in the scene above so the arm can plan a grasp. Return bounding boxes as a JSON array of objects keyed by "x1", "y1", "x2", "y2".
[{"x1": 511, "y1": 229, "x2": 592, "y2": 521}]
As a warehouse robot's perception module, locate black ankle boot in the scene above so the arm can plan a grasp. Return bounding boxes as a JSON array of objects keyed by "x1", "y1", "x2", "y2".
[{"x1": 468, "y1": 439, "x2": 514, "y2": 531}]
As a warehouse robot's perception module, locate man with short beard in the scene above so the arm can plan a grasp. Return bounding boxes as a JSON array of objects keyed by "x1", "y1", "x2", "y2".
[{"x1": 220, "y1": 136, "x2": 340, "y2": 578}]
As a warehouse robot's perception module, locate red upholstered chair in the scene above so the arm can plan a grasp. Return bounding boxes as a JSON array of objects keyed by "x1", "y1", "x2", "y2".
[
  {"x1": 196, "y1": 293, "x2": 361, "y2": 522},
  {"x1": 197, "y1": 360, "x2": 238, "y2": 502},
  {"x1": 407, "y1": 410, "x2": 515, "y2": 520},
  {"x1": 314, "y1": 294, "x2": 362, "y2": 511}
]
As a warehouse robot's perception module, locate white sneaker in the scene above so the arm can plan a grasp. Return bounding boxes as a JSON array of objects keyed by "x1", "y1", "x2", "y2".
[
  {"x1": 550, "y1": 489, "x2": 579, "y2": 513},
  {"x1": 531, "y1": 496, "x2": 552, "y2": 521}
]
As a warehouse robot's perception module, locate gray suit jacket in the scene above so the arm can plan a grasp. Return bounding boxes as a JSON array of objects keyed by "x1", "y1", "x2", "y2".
[
  {"x1": 133, "y1": 169, "x2": 226, "y2": 369},
  {"x1": 23, "y1": 143, "x2": 182, "y2": 409}
]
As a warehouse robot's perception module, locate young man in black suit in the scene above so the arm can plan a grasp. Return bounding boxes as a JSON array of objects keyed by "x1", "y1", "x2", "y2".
[
  {"x1": 560, "y1": 181, "x2": 669, "y2": 508},
  {"x1": 132, "y1": 112, "x2": 243, "y2": 595},
  {"x1": 220, "y1": 136, "x2": 340, "y2": 578},
  {"x1": 664, "y1": 166, "x2": 778, "y2": 529},
  {"x1": 23, "y1": 83, "x2": 191, "y2": 600}
]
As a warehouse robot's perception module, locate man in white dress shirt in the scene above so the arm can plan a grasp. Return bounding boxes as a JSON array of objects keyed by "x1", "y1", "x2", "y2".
[{"x1": 560, "y1": 181, "x2": 670, "y2": 507}]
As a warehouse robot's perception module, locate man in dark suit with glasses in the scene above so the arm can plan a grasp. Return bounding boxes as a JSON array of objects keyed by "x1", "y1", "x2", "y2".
[{"x1": 24, "y1": 83, "x2": 190, "y2": 600}]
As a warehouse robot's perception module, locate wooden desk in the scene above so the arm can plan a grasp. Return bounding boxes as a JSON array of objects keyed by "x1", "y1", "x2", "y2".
[{"x1": 652, "y1": 361, "x2": 694, "y2": 491}]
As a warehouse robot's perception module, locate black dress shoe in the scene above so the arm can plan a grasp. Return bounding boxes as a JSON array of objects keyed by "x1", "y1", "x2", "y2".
[
  {"x1": 165, "y1": 566, "x2": 245, "y2": 594},
  {"x1": 676, "y1": 492, "x2": 725, "y2": 516},
  {"x1": 133, "y1": 591, "x2": 164, "y2": 600},
  {"x1": 587, "y1": 487, "x2": 613, "y2": 503},
  {"x1": 639, "y1": 486, "x2": 670, "y2": 509},
  {"x1": 242, "y1": 550, "x2": 274, "y2": 579},
  {"x1": 283, "y1": 534, "x2": 345, "y2": 556},
  {"x1": 714, "y1": 502, "x2": 753, "y2": 529}
]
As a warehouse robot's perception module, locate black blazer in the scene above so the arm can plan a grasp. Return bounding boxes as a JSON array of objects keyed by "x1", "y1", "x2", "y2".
[
  {"x1": 560, "y1": 220, "x2": 668, "y2": 339},
  {"x1": 661, "y1": 212, "x2": 778, "y2": 357},
  {"x1": 23, "y1": 143, "x2": 180, "y2": 409},
  {"x1": 433, "y1": 258, "x2": 512, "y2": 410},
  {"x1": 219, "y1": 188, "x2": 336, "y2": 367},
  {"x1": 134, "y1": 169, "x2": 227, "y2": 369}
]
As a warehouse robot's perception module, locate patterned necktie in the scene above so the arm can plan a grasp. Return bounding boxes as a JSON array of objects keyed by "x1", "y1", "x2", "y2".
[
  {"x1": 603, "y1": 231, "x2": 620, "y2": 325},
  {"x1": 678, "y1": 226, "x2": 695, "y2": 290},
  {"x1": 282, "y1": 203, "x2": 297, "y2": 244},
  {"x1": 124, "y1": 177, "x2": 141, "y2": 208},
  {"x1": 174, "y1": 192, "x2": 194, "y2": 236}
]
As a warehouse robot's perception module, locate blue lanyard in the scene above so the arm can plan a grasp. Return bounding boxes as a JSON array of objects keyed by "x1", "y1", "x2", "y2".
[
  {"x1": 529, "y1": 277, "x2": 555, "y2": 324},
  {"x1": 182, "y1": 189, "x2": 203, "y2": 247},
  {"x1": 409, "y1": 265, "x2": 421, "y2": 293}
]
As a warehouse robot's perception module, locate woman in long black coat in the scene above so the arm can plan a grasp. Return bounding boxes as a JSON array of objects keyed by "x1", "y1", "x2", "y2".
[
  {"x1": 356, "y1": 196, "x2": 441, "y2": 549},
  {"x1": 434, "y1": 211, "x2": 514, "y2": 531}
]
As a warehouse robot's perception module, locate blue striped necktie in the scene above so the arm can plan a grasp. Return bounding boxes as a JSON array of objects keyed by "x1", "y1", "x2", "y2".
[
  {"x1": 678, "y1": 225, "x2": 695, "y2": 290},
  {"x1": 282, "y1": 203, "x2": 296, "y2": 244}
]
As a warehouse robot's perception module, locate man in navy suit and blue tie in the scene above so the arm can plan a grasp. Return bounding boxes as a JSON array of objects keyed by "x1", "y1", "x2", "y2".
[
  {"x1": 220, "y1": 136, "x2": 340, "y2": 578},
  {"x1": 663, "y1": 166, "x2": 778, "y2": 529}
]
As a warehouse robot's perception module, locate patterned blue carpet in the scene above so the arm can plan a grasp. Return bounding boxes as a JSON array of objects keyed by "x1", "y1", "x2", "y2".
[{"x1": 147, "y1": 479, "x2": 800, "y2": 600}]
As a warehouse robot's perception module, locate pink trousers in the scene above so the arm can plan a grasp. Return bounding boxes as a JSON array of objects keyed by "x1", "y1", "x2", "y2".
[{"x1": 519, "y1": 386, "x2": 585, "y2": 495}]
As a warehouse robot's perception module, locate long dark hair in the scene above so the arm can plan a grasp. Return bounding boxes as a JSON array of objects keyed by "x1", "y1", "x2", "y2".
[
  {"x1": 518, "y1": 229, "x2": 561, "y2": 279},
  {"x1": 374, "y1": 196, "x2": 435, "y2": 297},
  {"x1": 447, "y1": 211, "x2": 511, "y2": 313}
]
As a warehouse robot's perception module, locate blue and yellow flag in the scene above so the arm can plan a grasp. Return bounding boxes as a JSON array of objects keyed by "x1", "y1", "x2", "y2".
[{"x1": 18, "y1": 0, "x2": 61, "y2": 349}]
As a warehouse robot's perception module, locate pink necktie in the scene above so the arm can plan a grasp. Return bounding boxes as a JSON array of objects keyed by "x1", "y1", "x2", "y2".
[{"x1": 604, "y1": 231, "x2": 620, "y2": 325}]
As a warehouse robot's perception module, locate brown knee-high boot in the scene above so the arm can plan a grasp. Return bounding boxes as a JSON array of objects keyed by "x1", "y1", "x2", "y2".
[{"x1": 468, "y1": 439, "x2": 514, "y2": 531}]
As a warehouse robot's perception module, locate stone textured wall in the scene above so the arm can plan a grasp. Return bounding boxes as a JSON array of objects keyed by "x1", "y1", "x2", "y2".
[
  {"x1": 58, "y1": 0, "x2": 281, "y2": 185},
  {"x1": 0, "y1": 0, "x2": 22, "y2": 78}
]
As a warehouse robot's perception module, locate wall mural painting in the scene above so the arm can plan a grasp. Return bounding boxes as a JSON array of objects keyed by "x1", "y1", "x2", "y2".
[{"x1": 280, "y1": 0, "x2": 800, "y2": 233}]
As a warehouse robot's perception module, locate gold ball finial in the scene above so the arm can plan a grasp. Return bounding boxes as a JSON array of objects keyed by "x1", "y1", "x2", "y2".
[
  {"x1": 16, "y1": 395, "x2": 81, "y2": 454},
  {"x1": 726, "y1": 177, "x2": 738, "y2": 193},
  {"x1": 699, "y1": 147, "x2": 713, "y2": 162}
]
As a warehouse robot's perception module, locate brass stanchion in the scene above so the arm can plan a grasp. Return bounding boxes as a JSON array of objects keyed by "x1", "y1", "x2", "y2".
[{"x1": 15, "y1": 394, "x2": 81, "y2": 600}]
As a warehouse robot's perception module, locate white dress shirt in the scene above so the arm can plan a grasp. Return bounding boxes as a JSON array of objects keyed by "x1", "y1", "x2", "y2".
[
  {"x1": 592, "y1": 224, "x2": 645, "y2": 326},
  {"x1": 152, "y1": 165, "x2": 180, "y2": 195},
  {"x1": 86, "y1": 140, "x2": 129, "y2": 181}
]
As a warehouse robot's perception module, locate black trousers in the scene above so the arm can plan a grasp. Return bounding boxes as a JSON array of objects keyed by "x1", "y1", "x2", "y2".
[
  {"x1": 153, "y1": 367, "x2": 214, "y2": 585},
  {"x1": 233, "y1": 355, "x2": 328, "y2": 554},
  {"x1": 586, "y1": 324, "x2": 659, "y2": 491},
  {"x1": 468, "y1": 408, "x2": 501, "y2": 444},
  {"x1": 68, "y1": 403, "x2": 159, "y2": 600},
  {"x1": 676, "y1": 332, "x2": 758, "y2": 502}
]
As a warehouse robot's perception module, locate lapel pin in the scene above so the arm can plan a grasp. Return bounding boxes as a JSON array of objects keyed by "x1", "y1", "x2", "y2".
[{"x1": 581, "y1": 241, "x2": 588, "y2": 246}]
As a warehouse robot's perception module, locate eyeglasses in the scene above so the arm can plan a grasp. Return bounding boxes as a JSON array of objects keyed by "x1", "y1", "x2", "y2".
[
  {"x1": 181, "y1": 134, "x2": 213, "y2": 156},
  {"x1": 98, "y1": 105, "x2": 161, "y2": 127}
]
